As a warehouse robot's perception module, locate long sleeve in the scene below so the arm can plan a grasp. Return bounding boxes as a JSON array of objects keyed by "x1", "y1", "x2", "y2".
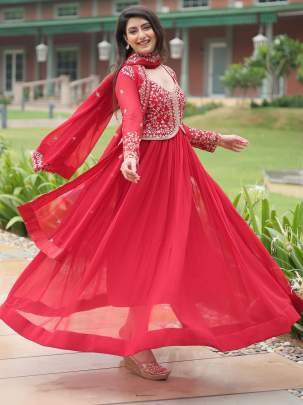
[
  {"x1": 183, "y1": 123, "x2": 221, "y2": 153},
  {"x1": 115, "y1": 65, "x2": 144, "y2": 163}
]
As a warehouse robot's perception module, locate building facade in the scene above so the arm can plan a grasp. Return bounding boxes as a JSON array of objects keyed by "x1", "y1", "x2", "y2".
[{"x1": 0, "y1": 0, "x2": 303, "y2": 101}]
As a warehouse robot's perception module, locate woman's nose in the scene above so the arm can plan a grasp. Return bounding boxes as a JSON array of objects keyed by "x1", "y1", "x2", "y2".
[{"x1": 137, "y1": 29, "x2": 147, "y2": 39}]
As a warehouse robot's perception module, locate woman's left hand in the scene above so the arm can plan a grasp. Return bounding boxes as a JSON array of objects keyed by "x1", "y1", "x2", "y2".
[{"x1": 217, "y1": 134, "x2": 249, "y2": 152}]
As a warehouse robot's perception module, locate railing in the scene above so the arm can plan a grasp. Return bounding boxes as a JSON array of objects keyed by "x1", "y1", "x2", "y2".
[
  {"x1": 70, "y1": 76, "x2": 100, "y2": 104},
  {"x1": 13, "y1": 74, "x2": 100, "y2": 107}
]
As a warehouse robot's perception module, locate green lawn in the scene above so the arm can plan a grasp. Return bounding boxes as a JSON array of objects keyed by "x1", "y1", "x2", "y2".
[
  {"x1": 6, "y1": 109, "x2": 69, "y2": 120},
  {"x1": 0, "y1": 106, "x2": 302, "y2": 216},
  {"x1": 184, "y1": 106, "x2": 303, "y2": 215}
]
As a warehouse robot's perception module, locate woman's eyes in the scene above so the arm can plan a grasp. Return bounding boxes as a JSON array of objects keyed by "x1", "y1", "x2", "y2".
[{"x1": 128, "y1": 26, "x2": 152, "y2": 34}]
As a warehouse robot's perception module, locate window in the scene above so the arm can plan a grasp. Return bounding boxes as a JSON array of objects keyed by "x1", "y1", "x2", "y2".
[
  {"x1": 56, "y1": 49, "x2": 79, "y2": 81},
  {"x1": 114, "y1": 0, "x2": 139, "y2": 14},
  {"x1": 3, "y1": 8, "x2": 24, "y2": 21},
  {"x1": 182, "y1": 0, "x2": 208, "y2": 8},
  {"x1": 257, "y1": 0, "x2": 287, "y2": 4},
  {"x1": 4, "y1": 50, "x2": 24, "y2": 93},
  {"x1": 55, "y1": 3, "x2": 79, "y2": 18}
]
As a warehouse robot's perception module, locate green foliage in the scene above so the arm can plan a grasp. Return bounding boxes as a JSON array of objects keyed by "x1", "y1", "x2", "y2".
[
  {"x1": 184, "y1": 101, "x2": 222, "y2": 117},
  {"x1": 0, "y1": 94, "x2": 11, "y2": 105},
  {"x1": 0, "y1": 148, "x2": 97, "y2": 236},
  {"x1": 252, "y1": 35, "x2": 303, "y2": 76},
  {"x1": 222, "y1": 63, "x2": 265, "y2": 97},
  {"x1": 233, "y1": 185, "x2": 303, "y2": 338},
  {"x1": 251, "y1": 95, "x2": 303, "y2": 108},
  {"x1": 297, "y1": 53, "x2": 303, "y2": 84},
  {"x1": 250, "y1": 34, "x2": 303, "y2": 100}
]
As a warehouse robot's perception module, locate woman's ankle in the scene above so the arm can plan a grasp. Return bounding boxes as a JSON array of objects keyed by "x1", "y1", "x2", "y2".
[{"x1": 130, "y1": 349, "x2": 156, "y2": 363}]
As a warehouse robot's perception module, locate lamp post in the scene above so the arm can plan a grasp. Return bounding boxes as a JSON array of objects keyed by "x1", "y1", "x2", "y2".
[
  {"x1": 35, "y1": 29, "x2": 50, "y2": 97},
  {"x1": 252, "y1": 32, "x2": 268, "y2": 56},
  {"x1": 169, "y1": 26, "x2": 189, "y2": 96},
  {"x1": 36, "y1": 42, "x2": 48, "y2": 63},
  {"x1": 252, "y1": 26, "x2": 269, "y2": 99},
  {"x1": 97, "y1": 24, "x2": 112, "y2": 62},
  {"x1": 97, "y1": 39, "x2": 112, "y2": 61},
  {"x1": 169, "y1": 35, "x2": 184, "y2": 60}
]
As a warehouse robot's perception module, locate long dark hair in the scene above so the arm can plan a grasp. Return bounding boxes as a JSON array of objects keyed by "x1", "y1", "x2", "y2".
[{"x1": 112, "y1": 5, "x2": 167, "y2": 108}]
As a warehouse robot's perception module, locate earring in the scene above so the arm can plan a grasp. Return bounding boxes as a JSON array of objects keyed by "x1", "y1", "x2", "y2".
[{"x1": 126, "y1": 43, "x2": 130, "y2": 50}]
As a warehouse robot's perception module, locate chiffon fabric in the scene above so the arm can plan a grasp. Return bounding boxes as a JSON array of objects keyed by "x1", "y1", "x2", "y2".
[{"x1": 0, "y1": 56, "x2": 302, "y2": 357}]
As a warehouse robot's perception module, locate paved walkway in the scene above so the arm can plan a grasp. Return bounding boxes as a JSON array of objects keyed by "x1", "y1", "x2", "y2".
[{"x1": 0, "y1": 236, "x2": 302, "y2": 404}]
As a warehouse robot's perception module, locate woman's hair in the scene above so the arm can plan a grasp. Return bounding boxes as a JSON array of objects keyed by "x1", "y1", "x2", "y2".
[{"x1": 111, "y1": 5, "x2": 167, "y2": 109}]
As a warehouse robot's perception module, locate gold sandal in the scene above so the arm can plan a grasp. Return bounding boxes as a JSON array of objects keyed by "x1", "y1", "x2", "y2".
[{"x1": 121, "y1": 355, "x2": 171, "y2": 380}]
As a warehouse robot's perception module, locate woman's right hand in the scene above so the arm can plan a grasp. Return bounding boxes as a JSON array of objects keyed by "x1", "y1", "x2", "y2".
[{"x1": 120, "y1": 154, "x2": 140, "y2": 183}]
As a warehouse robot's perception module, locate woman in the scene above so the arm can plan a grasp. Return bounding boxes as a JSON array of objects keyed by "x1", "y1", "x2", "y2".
[{"x1": 0, "y1": 5, "x2": 302, "y2": 382}]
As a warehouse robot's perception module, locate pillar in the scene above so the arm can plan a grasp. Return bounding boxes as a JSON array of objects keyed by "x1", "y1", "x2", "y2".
[
  {"x1": 180, "y1": 27, "x2": 189, "y2": 97},
  {"x1": 46, "y1": 34, "x2": 55, "y2": 96}
]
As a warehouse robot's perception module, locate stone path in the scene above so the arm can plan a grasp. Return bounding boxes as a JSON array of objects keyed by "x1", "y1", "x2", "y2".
[
  {"x1": 264, "y1": 170, "x2": 303, "y2": 199},
  {"x1": 0, "y1": 230, "x2": 302, "y2": 404}
]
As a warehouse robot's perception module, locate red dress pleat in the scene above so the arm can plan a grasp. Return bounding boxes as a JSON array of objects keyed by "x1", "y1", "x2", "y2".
[{"x1": 0, "y1": 129, "x2": 302, "y2": 356}]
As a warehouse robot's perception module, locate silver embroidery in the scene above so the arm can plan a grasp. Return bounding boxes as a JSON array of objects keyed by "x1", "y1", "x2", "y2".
[
  {"x1": 138, "y1": 65, "x2": 149, "y2": 113},
  {"x1": 32, "y1": 151, "x2": 44, "y2": 170},
  {"x1": 140, "y1": 69, "x2": 186, "y2": 140},
  {"x1": 127, "y1": 52, "x2": 160, "y2": 65},
  {"x1": 189, "y1": 128, "x2": 220, "y2": 152},
  {"x1": 120, "y1": 65, "x2": 135, "y2": 80},
  {"x1": 123, "y1": 131, "x2": 140, "y2": 161},
  {"x1": 118, "y1": 63, "x2": 189, "y2": 146}
]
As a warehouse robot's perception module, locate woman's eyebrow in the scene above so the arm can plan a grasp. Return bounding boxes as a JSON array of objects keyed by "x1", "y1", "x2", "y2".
[{"x1": 127, "y1": 22, "x2": 150, "y2": 31}]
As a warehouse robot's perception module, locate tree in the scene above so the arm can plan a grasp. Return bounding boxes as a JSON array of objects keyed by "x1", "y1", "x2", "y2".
[
  {"x1": 250, "y1": 34, "x2": 303, "y2": 100},
  {"x1": 297, "y1": 53, "x2": 303, "y2": 85},
  {"x1": 222, "y1": 63, "x2": 265, "y2": 99}
]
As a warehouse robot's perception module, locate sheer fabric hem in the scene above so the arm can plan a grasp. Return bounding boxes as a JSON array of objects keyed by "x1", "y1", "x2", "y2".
[{"x1": 0, "y1": 301, "x2": 300, "y2": 356}]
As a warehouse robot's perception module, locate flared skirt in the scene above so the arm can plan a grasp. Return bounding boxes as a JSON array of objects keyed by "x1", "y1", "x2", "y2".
[{"x1": 0, "y1": 129, "x2": 302, "y2": 356}]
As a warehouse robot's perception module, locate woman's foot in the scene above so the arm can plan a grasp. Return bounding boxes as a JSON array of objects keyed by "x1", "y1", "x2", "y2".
[
  {"x1": 121, "y1": 349, "x2": 171, "y2": 380},
  {"x1": 130, "y1": 349, "x2": 157, "y2": 363}
]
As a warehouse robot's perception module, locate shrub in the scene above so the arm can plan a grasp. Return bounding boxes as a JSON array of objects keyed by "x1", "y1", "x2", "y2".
[
  {"x1": 184, "y1": 101, "x2": 222, "y2": 117},
  {"x1": 0, "y1": 148, "x2": 97, "y2": 236},
  {"x1": 0, "y1": 94, "x2": 11, "y2": 105},
  {"x1": 271, "y1": 95, "x2": 303, "y2": 108},
  {"x1": 233, "y1": 185, "x2": 303, "y2": 338},
  {"x1": 222, "y1": 63, "x2": 265, "y2": 97},
  {"x1": 250, "y1": 95, "x2": 303, "y2": 108}
]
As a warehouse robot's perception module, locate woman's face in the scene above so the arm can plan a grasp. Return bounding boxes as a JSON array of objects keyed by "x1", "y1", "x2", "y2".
[{"x1": 124, "y1": 17, "x2": 157, "y2": 55}]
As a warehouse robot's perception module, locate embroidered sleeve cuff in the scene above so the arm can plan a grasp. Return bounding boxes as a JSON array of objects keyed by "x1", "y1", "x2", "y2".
[
  {"x1": 123, "y1": 131, "x2": 140, "y2": 163},
  {"x1": 189, "y1": 128, "x2": 221, "y2": 153}
]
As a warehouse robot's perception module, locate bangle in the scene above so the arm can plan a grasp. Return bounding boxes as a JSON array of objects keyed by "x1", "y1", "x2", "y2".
[{"x1": 124, "y1": 152, "x2": 138, "y2": 162}]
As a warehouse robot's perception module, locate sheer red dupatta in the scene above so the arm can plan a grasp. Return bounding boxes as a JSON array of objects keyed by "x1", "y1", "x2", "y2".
[{"x1": 32, "y1": 52, "x2": 161, "y2": 180}]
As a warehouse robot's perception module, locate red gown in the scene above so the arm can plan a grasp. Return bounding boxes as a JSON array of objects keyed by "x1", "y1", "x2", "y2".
[{"x1": 0, "y1": 62, "x2": 302, "y2": 356}]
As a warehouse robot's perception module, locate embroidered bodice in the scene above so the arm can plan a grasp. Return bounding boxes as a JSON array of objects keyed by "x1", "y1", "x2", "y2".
[
  {"x1": 140, "y1": 66, "x2": 185, "y2": 140},
  {"x1": 115, "y1": 61, "x2": 221, "y2": 162}
]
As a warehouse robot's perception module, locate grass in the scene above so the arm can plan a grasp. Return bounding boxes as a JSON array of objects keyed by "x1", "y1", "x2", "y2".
[
  {"x1": 6, "y1": 109, "x2": 69, "y2": 120},
  {"x1": 184, "y1": 106, "x2": 303, "y2": 215},
  {"x1": 0, "y1": 106, "x2": 302, "y2": 216}
]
